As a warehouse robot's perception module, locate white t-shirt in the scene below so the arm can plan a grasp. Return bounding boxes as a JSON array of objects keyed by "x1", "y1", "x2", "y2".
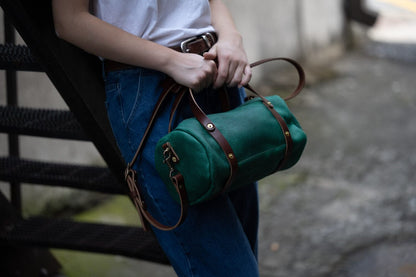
[{"x1": 93, "y1": 0, "x2": 215, "y2": 47}]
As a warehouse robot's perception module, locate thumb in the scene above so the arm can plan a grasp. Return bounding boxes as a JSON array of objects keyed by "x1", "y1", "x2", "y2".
[{"x1": 203, "y1": 45, "x2": 217, "y2": 61}]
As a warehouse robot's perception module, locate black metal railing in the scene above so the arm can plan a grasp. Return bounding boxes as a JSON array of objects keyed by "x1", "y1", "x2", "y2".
[{"x1": 0, "y1": 0, "x2": 168, "y2": 274}]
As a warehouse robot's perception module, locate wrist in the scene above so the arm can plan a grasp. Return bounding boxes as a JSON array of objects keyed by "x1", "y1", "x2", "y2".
[
  {"x1": 216, "y1": 30, "x2": 243, "y2": 46},
  {"x1": 141, "y1": 43, "x2": 181, "y2": 76},
  {"x1": 159, "y1": 49, "x2": 182, "y2": 77}
]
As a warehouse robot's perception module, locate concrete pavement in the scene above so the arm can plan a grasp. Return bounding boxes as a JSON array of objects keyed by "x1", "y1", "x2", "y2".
[
  {"x1": 125, "y1": 33, "x2": 416, "y2": 277},
  {"x1": 257, "y1": 11, "x2": 416, "y2": 275}
]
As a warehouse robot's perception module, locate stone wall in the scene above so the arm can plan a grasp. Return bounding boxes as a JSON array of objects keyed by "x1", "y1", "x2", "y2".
[{"x1": 224, "y1": 0, "x2": 345, "y2": 63}]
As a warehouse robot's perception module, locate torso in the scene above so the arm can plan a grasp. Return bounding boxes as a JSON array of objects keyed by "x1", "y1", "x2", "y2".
[{"x1": 93, "y1": 0, "x2": 215, "y2": 47}]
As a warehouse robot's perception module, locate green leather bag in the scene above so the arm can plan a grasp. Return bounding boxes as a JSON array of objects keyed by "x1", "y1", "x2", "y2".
[
  {"x1": 125, "y1": 58, "x2": 307, "y2": 231},
  {"x1": 155, "y1": 93, "x2": 307, "y2": 203}
]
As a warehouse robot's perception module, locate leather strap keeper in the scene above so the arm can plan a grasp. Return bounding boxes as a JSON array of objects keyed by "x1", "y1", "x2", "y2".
[{"x1": 104, "y1": 32, "x2": 217, "y2": 73}]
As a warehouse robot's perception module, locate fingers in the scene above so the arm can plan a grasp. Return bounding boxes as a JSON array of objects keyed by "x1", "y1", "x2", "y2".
[
  {"x1": 208, "y1": 43, "x2": 251, "y2": 88},
  {"x1": 214, "y1": 60, "x2": 251, "y2": 89},
  {"x1": 203, "y1": 46, "x2": 217, "y2": 61},
  {"x1": 175, "y1": 44, "x2": 251, "y2": 91},
  {"x1": 191, "y1": 58, "x2": 217, "y2": 92},
  {"x1": 226, "y1": 62, "x2": 243, "y2": 87},
  {"x1": 239, "y1": 65, "x2": 252, "y2": 87},
  {"x1": 170, "y1": 53, "x2": 217, "y2": 93},
  {"x1": 213, "y1": 62, "x2": 228, "y2": 89},
  {"x1": 213, "y1": 60, "x2": 238, "y2": 88}
]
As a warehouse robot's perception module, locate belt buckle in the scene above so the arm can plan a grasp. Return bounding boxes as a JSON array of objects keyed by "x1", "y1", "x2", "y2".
[
  {"x1": 180, "y1": 36, "x2": 198, "y2": 53},
  {"x1": 201, "y1": 32, "x2": 215, "y2": 48},
  {"x1": 180, "y1": 32, "x2": 215, "y2": 53}
]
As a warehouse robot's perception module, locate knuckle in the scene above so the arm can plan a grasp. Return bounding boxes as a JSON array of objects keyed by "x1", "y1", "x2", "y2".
[
  {"x1": 218, "y1": 71, "x2": 228, "y2": 80},
  {"x1": 189, "y1": 78, "x2": 200, "y2": 89},
  {"x1": 229, "y1": 79, "x2": 241, "y2": 87}
]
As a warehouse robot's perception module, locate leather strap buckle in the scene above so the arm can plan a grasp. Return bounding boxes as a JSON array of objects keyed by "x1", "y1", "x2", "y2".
[{"x1": 162, "y1": 142, "x2": 180, "y2": 178}]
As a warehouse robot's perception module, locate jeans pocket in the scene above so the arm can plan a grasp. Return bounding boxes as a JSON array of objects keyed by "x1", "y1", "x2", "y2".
[
  {"x1": 104, "y1": 69, "x2": 145, "y2": 159},
  {"x1": 104, "y1": 71, "x2": 121, "y2": 110},
  {"x1": 105, "y1": 68, "x2": 169, "y2": 159}
]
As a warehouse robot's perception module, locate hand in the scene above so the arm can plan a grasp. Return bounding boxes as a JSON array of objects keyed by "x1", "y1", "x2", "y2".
[
  {"x1": 203, "y1": 35, "x2": 252, "y2": 89},
  {"x1": 167, "y1": 52, "x2": 217, "y2": 92}
]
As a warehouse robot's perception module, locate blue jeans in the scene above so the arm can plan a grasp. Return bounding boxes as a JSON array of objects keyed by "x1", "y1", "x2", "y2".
[{"x1": 104, "y1": 66, "x2": 259, "y2": 277}]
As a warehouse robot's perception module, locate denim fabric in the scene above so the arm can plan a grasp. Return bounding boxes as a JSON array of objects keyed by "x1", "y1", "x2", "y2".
[{"x1": 104, "y1": 66, "x2": 259, "y2": 277}]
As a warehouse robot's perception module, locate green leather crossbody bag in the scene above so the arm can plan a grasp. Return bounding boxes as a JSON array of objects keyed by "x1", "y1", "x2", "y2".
[{"x1": 125, "y1": 58, "x2": 307, "y2": 231}]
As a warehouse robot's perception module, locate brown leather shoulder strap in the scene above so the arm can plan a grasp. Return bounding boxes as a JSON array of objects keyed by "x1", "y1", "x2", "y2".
[
  {"x1": 244, "y1": 84, "x2": 293, "y2": 171},
  {"x1": 187, "y1": 88, "x2": 239, "y2": 193},
  {"x1": 249, "y1": 57, "x2": 305, "y2": 101},
  {"x1": 126, "y1": 169, "x2": 188, "y2": 231},
  {"x1": 168, "y1": 87, "x2": 187, "y2": 132},
  {"x1": 125, "y1": 78, "x2": 189, "y2": 231},
  {"x1": 244, "y1": 57, "x2": 305, "y2": 170}
]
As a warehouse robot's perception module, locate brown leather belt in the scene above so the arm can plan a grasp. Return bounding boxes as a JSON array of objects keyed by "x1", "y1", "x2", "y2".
[{"x1": 104, "y1": 32, "x2": 217, "y2": 73}]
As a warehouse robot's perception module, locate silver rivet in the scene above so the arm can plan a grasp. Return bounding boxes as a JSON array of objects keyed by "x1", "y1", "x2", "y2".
[{"x1": 206, "y1": 123, "x2": 215, "y2": 130}]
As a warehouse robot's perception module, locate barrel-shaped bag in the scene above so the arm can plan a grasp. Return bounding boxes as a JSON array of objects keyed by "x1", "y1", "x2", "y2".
[
  {"x1": 155, "y1": 93, "x2": 307, "y2": 205},
  {"x1": 125, "y1": 58, "x2": 307, "y2": 231}
]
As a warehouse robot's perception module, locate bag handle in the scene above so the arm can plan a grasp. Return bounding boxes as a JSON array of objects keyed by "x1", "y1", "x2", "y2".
[
  {"x1": 167, "y1": 57, "x2": 305, "y2": 130},
  {"x1": 247, "y1": 57, "x2": 305, "y2": 101},
  {"x1": 243, "y1": 57, "x2": 305, "y2": 171},
  {"x1": 125, "y1": 57, "x2": 305, "y2": 231},
  {"x1": 184, "y1": 57, "x2": 305, "y2": 186}
]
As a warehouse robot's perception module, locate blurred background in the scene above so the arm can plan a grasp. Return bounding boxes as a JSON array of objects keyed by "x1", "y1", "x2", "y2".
[{"x1": 0, "y1": 0, "x2": 415, "y2": 276}]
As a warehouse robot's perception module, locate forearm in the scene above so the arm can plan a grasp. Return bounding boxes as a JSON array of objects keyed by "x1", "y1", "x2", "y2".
[
  {"x1": 52, "y1": 0, "x2": 218, "y2": 91},
  {"x1": 209, "y1": 0, "x2": 242, "y2": 44},
  {"x1": 207, "y1": 0, "x2": 251, "y2": 88},
  {"x1": 52, "y1": 1, "x2": 180, "y2": 75}
]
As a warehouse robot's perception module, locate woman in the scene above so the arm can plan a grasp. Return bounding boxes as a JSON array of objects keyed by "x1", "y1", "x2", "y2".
[{"x1": 52, "y1": 1, "x2": 259, "y2": 276}]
